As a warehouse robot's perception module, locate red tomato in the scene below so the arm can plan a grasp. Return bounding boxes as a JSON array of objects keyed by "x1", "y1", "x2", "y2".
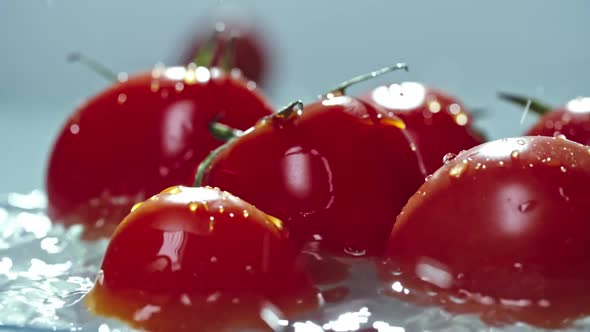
[
  {"x1": 361, "y1": 82, "x2": 485, "y2": 175},
  {"x1": 46, "y1": 66, "x2": 273, "y2": 236},
  {"x1": 525, "y1": 97, "x2": 590, "y2": 144},
  {"x1": 197, "y1": 96, "x2": 425, "y2": 256},
  {"x1": 86, "y1": 186, "x2": 318, "y2": 331},
  {"x1": 381, "y1": 136, "x2": 590, "y2": 327},
  {"x1": 180, "y1": 19, "x2": 269, "y2": 86}
]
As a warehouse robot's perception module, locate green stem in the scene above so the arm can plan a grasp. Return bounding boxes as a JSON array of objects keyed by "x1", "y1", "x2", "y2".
[
  {"x1": 67, "y1": 52, "x2": 118, "y2": 82},
  {"x1": 273, "y1": 100, "x2": 304, "y2": 120},
  {"x1": 194, "y1": 140, "x2": 231, "y2": 187},
  {"x1": 209, "y1": 121, "x2": 243, "y2": 141},
  {"x1": 497, "y1": 92, "x2": 552, "y2": 116},
  {"x1": 327, "y1": 62, "x2": 408, "y2": 97},
  {"x1": 219, "y1": 32, "x2": 237, "y2": 72},
  {"x1": 193, "y1": 29, "x2": 221, "y2": 68}
]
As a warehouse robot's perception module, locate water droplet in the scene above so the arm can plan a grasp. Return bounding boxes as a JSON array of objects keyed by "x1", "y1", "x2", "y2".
[
  {"x1": 558, "y1": 187, "x2": 570, "y2": 202},
  {"x1": 210, "y1": 256, "x2": 218, "y2": 263},
  {"x1": 475, "y1": 163, "x2": 482, "y2": 170},
  {"x1": 510, "y1": 150, "x2": 520, "y2": 159},
  {"x1": 518, "y1": 200, "x2": 537, "y2": 213},
  {"x1": 442, "y1": 153, "x2": 457, "y2": 164},
  {"x1": 131, "y1": 202, "x2": 144, "y2": 212},
  {"x1": 343, "y1": 246, "x2": 367, "y2": 257},
  {"x1": 514, "y1": 262, "x2": 523, "y2": 269},
  {"x1": 188, "y1": 202, "x2": 199, "y2": 212},
  {"x1": 117, "y1": 93, "x2": 127, "y2": 104},
  {"x1": 159, "y1": 166, "x2": 170, "y2": 177},
  {"x1": 242, "y1": 210, "x2": 249, "y2": 218},
  {"x1": 553, "y1": 132, "x2": 566, "y2": 140},
  {"x1": 449, "y1": 160, "x2": 469, "y2": 179},
  {"x1": 538, "y1": 299, "x2": 551, "y2": 307},
  {"x1": 180, "y1": 294, "x2": 192, "y2": 306},
  {"x1": 409, "y1": 143, "x2": 417, "y2": 151},
  {"x1": 150, "y1": 81, "x2": 160, "y2": 92},
  {"x1": 498, "y1": 161, "x2": 505, "y2": 167},
  {"x1": 454, "y1": 113, "x2": 468, "y2": 126},
  {"x1": 516, "y1": 139, "x2": 526, "y2": 145},
  {"x1": 69, "y1": 124, "x2": 80, "y2": 135},
  {"x1": 425, "y1": 174, "x2": 433, "y2": 182},
  {"x1": 428, "y1": 101, "x2": 441, "y2": 113},
  {"x1": 449, "y1": 295, "x2": 467, "y2": 304},
  {"x1": 175, "y1": 82, "x2": 184, "y2": 92},
  {"x1": 206, "y1": 291, "x2": 221, "y2": 303},
  {"x1": 162, "y1": 186, "x2": 182, "y2": 195},
  {"x1": 560, "y1": 166, "x2": 567, "y2": 173},
  {"x1": 218, "y1": 205, "x2": 224, "y2": 214},
  {"x1": 449, "y1": 103, "x2": 461, "y2": 114},
  {"x1": 152, "y1": 62, "x2": 165, "y2": 79},
  {"x1": 391, "y1": 281, "x2": 404, "y2": 293},
  {"x1": 228, "y1": 212, "x2": 235, "y2": 218}
]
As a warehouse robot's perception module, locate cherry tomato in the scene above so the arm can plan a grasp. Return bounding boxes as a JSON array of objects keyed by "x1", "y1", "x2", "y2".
[
  {"x1": 381, "y1": 136, "x2": 590, "y2": 327},
  {"x1": 197, "y1": 96, "x2": 425, "y2": 256},
  {"x1": 361, "y1": 82, "x2": 485, "y2": 175},
  {"x1": 500, "y1": 93, "x2": 590, "y2": 146},
  {"x1": 46, "y1": 66, "x2": 273, "y2": 236},
  {"x1": 525, "y1": 97, "x2": 590, "y2": 144},
  {"x1": 86, "y1": 186, "x2": 318, "y2": 331},
  {"x1": 180, "y1": 18, "x2": 270, "y2": 86}
]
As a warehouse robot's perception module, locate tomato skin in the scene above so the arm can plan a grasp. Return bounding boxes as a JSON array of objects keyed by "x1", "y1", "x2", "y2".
[
  {"x1": 198, "y1": 96, "x2": 425, "y2": 256},
  {"x1": 97, "y1": 185, "x2": 306, "y2": 294},
  {"x1": 86, "y1": 186, "x2": 318, "y2": 331},
  {"x1": 46, "y1": 67, "x2": 273, "y2": 234},
  {"x1": 382, "y1": 136, "x2": 590, "y2": 327},
  {"x1": 361, "y1": 82, "x2": 485, "y2": 175},
  {"x1": 525, "y1": 97, "x2": 590, "y2": 145}
]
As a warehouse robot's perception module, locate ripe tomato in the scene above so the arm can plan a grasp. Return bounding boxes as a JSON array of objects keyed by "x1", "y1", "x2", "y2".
[
  {"x1": 179, "y1": 18, "x2": 270, "y2": 86},
  {"x1": 382, "y1": 136, "x2": 590, "y2": 327},
  {"x1": 197, "y1": 96, "x2": 425, "y2": 256},
  {"x1": 361, "y1": 82, "x2": 485, "y2": 175},
  {"x1": 500, "y1": 93, "x2": 590, "y2": 146},
  {"x1": 526, "y1": 97, "x2": 590, "y2": 144},
  {"x1": 46, "y1": 66, "x2": 273, "y2": 236},
  {"x1": 86, "y1": 186, "x2": 318, "y2": 331}
]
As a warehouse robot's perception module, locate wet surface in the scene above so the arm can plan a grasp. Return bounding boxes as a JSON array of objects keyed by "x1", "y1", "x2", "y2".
[{"x1": 1, "y1": 191, "x2": 590, "y2": 331}]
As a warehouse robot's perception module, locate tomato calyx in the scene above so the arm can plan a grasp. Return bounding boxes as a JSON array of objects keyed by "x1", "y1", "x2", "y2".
[
  {"x1": 498, "y1": 92, "x2": 553, "y2": 116},
  {"x1": 190, "y1": 24, "x2": 237, "y2": 73}
]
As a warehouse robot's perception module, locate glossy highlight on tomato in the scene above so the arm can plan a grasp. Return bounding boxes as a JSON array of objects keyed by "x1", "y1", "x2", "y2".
[
  {"x1": 361, "y1": 82, "x2": 485, "y2": 175},
  {"x1": 85, "y1": 186, "x2": 319, "y2": 331},
  {"x1": 46, "y1": 66, "x2": 273, "y2": 236},
  {"x1": 197, "y1": 96, "x2": 425, "y2": 256},
  {"x1": 381, "y1": 136, "x2": 590, "y2": 327}
]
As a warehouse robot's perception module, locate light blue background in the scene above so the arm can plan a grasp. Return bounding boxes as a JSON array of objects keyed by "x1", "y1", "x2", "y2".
[{"x1": 0, "y1": 0, "x2": 588, "y2": 193}]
